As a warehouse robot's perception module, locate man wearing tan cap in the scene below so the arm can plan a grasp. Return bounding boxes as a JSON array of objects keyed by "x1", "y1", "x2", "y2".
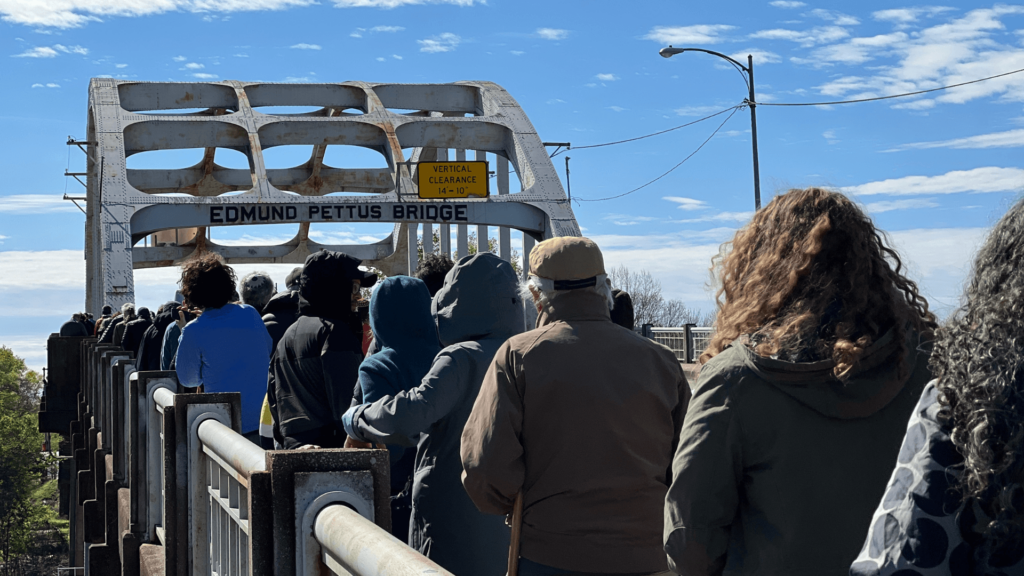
[{"x1": 461, "y1": 236, "x2": 691, "y2": 576}]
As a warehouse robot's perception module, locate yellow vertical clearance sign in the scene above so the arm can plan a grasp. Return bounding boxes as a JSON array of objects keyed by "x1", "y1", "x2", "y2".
[{"x1": 417, "y1": 161, "x2": 489, "y2": 199}]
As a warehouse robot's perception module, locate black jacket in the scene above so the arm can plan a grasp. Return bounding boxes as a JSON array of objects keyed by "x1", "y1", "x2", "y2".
[
  {"x1": 59, "y1": 320, "x2": 89, "y2": 337},
  {"x1": 136, "y1": 302, "x2": 179, "y2": 371},
  {"x1": 121, "y1": 317, "x2": 152, "y2": 356},
  {"x1": 269, "y1": 253, "x2": 364, "y2": 449},
  {"x1": 262, "y1": 290, "x2": 300, "y2": 350},
  {"x1": 99, "y1": 316, "x2": 123, "y2": 344}
]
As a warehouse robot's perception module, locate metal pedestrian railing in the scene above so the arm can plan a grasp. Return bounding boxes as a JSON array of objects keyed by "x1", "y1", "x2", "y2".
[
  {"x1": 312, "y1": 505, "x2": 453, "y2": 576},
  {"x1": 645, "y1": 326, "x2": 715, "y2": 363},
  {"x1": 60, "y1": 335, "x2": 444, "y2": 576}
]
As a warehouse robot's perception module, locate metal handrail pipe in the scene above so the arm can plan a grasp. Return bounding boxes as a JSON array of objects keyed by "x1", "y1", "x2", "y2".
[
  {"x1": 197, "y1": 418, "x2": 267, "y2": 477},
  {"x1": 153, "y1": 386, "x2": 175, "y2": 410},
  {"x1": 314, "y1": 504, "x2": 454, "y2": 576}
]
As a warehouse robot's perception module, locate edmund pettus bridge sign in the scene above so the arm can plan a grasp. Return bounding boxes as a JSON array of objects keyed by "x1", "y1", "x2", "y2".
[{"x1": 80, "y1": 79, "x2": 581, "y2": 314}]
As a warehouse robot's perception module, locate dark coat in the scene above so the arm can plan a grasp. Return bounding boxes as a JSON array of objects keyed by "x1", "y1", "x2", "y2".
[
  {"x1": 347, "y1": 253, "x2": 524, "y2": 576},
  {"x1": 664, "y1": 328, "x2": 933, "y2": 576},
  {"x1": 99, "y1": 316, "x2": 123, "y2": 343},
  {"x1": 269, "y1": 252, "x2": 364, "y2": 449},
  {"x1": 121, "y1": 317, "x2": 152, "y2": 356},
  {"x1": 136, "y1": 302, "x2": 179, "y2": 372},
  {"x1": 59, "y1": 320, "x2": 89, "y2": 337},
  {"x1": 262, "y1": 290, "x2": 300, "y2": 350}
]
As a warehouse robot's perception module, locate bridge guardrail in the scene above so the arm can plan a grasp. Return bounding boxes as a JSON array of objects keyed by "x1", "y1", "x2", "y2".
[
  {"x1": 312, "y1": 505, "x2": 454, "y2": 576},
  {"x1": 66, "y1": 335, "x2": 459, "y2": 576}
]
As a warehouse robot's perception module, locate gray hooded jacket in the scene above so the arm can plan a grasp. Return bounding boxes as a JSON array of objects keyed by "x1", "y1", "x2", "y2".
[{"x1": 347, "y1": 252, "x2": 524, "y2": 575}]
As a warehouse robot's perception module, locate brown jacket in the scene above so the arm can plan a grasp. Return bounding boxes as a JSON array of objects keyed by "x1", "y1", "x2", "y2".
[{"x1": 461, "y1": 290, "x2": 691, "y2": 573}]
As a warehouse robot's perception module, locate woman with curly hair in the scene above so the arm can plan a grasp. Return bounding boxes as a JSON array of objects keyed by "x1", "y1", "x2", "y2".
[
  {"x1": 664, "y1": 187, "x2": 937, "y2": 575},
  {"x1": 852, "y1": 199, "x2": 1024, "y2": 575},
  {"x1": 175, "y1": 252, "x2": 272, "y2": 442}
]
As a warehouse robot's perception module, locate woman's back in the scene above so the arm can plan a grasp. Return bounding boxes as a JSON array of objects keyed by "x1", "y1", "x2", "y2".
[{"x1": 668, "y1": 330, "x2": 932, "y2": 575}]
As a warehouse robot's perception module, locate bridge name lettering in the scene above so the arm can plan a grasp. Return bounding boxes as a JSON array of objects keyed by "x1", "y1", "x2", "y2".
[{"x1": 209, "y1": 203, "x2": 469, "y2": 224}]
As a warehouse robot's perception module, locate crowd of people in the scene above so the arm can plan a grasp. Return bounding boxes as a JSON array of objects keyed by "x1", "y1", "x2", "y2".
[{"x1": 62, "y1": 187, "x2": 1024, "y2": 575}]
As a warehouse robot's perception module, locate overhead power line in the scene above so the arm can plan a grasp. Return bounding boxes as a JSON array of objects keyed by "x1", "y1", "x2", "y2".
[
  {"x1": 576, "y1": 105, "x2": 741, "y2": 203},
  {"x1": 551, "y1": 105, "x2": 743, "y2": 158},
  {"x1": 761, "y1": 66, "x2": 1024, "y2": 107}
]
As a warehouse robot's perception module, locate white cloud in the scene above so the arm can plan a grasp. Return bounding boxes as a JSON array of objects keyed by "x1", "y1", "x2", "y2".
[
  {"x1": 31, "y1": 82, "x2": 60, "y2": 88},
  {"x1": 350, "y1": 31, "x2": 363, "y2": 37},
  {"x1": 887, "y1": 227, "x2": 989, "y2": 314},
  {"x1": 607, "y1": 105, "x2": 627, "y2": 112},
  {"x1": 173, "y1": 55, "x2": 187, "y2": 61},
  {"x1": 418, "y1": 32, "x2": 460, "y2": 53},
  {"x1": 183, "y1": 62, "x2": 204, "y2": 69},
  {"x1": 864, "y1": 198, "x2": 940, "y2": 213},
  {"x1": 675, "y1": 211, "x2": 755, "y2": 224},
  {"x1": 370, "y1": 25, "x2": 403, "y2": 32},
  {"x1": 769, "y1": 0, "x2": 805, "y2": 8},
  {"x1": 392, "y1": 54, "x2": 402, "y2": 59},
  {"x1": 823, "y1": 129, "x2": 838, "y2": 143},
  {"x1": 750, "y1": 25, "x2": 850, "y2": 47},
  {"x1": 332, "y1": 0, "x2": 480, "y2": 7},
  {"x1": 730, "y1": 48, "x2": 781, "y2": 64},
  {"x1": 643, "y1": 24, "x2": 735, "y2": 45},
  {"x1": 115, "y1": 62, "x2": 127, "y2": 68},
  {"x1": 808, "y1": 8, "x2": 859, "y2": 26},
  {"x1": 663, "y1": 196, "x2": 708, "y2": 211},
  {"x1": 793, "y1": 32, "x2": 909, "y2": 66},
  {"x1": 53, "y1": 43, "x2": 88, "y2": 54},
  {"x1": 813, "y1": 7, "x2": 1024, "y2": 107},
  {"x1": 0, "y1": 194, "x2": 79, "y2": 213},
  {"x1": 873, "y1": 6, "x2": 955, "y2": 25},
  {"x1": 12, "y1": 46, "x2": 58, "y2": 57},
  {"x1": 536, "y1": 27, "x2": 568, "y2": 40},
  {"x1": 290, "y1": 43, "x2": 321, "y2": 50},
  {"x1": 1, "y1": 0, "x2": 318, "y2": 28},
  {"x1": 192, "y1": 72, "x2": 217, "y2": 79},
  {"x1": 376, "y1": 56, "x2": 385, "y2": 61},
  {"x1": 843, "y1": 167, "x2": 1024, "y2": 196},
  {"x1": 595, "y1": 73, "x2": 618, "y2": 81},
  {"x1": 887, "y1": 128, "x2": 1024, "y2": 151}
]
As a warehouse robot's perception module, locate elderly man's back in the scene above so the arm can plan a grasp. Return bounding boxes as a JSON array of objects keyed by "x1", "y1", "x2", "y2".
[{"x1": 462, "y1": 237, "x2": 690, "y2": 576}]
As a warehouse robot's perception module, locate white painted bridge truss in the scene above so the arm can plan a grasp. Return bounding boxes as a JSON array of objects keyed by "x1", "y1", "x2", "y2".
[{"x1": 83, "y1": 79, "x2": 581, "y2": 313}]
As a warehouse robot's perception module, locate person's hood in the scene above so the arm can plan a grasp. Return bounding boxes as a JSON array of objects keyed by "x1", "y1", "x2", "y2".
[
  {"x1": 362, "y1": 276, "x2": 441, "y2": 395},
  {"x1": 151, "y1": 301, "x2": 180, "y2": 333},
  {"x1": 433, "y1": 252, "x2": 525, "y2": 347},
  {"x1": 262, "y1": 290, "x2": 299, "y2": 316},
  {"x1": 137, "y1": 307, "x2": 152, "y2": 322},
  {"x1": 298, "y1": 251, "x2": 362, "y2": 321},
  {"x1": 735, "y1": 326, "x2": 931, "y2": 420},
  {"x1": 370, "y1": 276, "x2": 436, "y2": 350}
]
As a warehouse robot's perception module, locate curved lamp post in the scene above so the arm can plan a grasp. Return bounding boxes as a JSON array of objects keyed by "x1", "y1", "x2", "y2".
[{"x1": 660, "y1": 46, "x2": 761, "y2": 210}]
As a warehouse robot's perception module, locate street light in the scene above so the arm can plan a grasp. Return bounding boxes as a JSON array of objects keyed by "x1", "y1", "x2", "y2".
[{"x1": 660, "y1": 46, "x2": 761, "y2": 210}]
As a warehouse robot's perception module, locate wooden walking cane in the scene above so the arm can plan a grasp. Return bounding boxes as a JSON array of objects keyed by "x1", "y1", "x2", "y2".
[{"x1": 507, "y1": 492, "x2": 524, "y2": 576}]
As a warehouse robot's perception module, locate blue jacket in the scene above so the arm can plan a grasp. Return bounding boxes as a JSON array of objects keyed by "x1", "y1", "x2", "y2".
[
  {"x1": 358, "y1": 276, "x2": 440, "y2": 492},
  {"x1": 175, "y1": 303, "x2": 273, "y2": 433}
]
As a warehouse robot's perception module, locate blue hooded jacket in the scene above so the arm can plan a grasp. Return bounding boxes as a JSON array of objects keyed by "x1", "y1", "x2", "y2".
[
  {"x1": 358, "y1": 276, "x2": 440, "y2": 495},
  {"x1": 359, "y1": 276, "x2": 440, "y2": 407}
]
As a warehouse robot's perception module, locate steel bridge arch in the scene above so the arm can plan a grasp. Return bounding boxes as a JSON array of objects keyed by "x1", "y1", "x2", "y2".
[{"x1": 83, "y1": 78, "x2": 581, "y2": 313}]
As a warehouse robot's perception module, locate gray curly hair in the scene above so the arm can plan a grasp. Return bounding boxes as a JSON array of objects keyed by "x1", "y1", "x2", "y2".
[{"x1": 239, "y1": 271, "x2": 276, "y2": 313}]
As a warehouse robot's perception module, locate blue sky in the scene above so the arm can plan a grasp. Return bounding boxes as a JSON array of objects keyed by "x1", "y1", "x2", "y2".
[{"x1": 2, "y1": 0, "x2": 1023, "y2": 369}]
